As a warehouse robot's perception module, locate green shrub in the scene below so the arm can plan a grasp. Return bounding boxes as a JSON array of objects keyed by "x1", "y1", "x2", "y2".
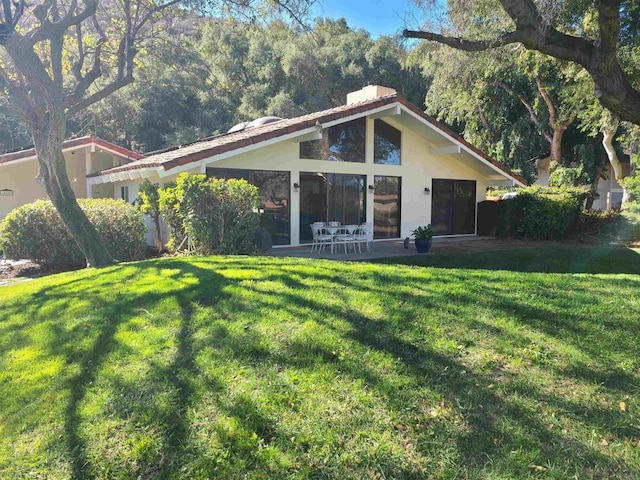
[
  {"x1": 137, "y1": 179, "x2": 164, "y2": 250},
  {"x1": 619, "y1": 202, "x2": 640, "y2": 244},
  {"x1": 570, "y1": 209, "x2": 621, "y2": 240},
  {"x1": 0, "y1": 198, "x2": 146, "y2": 266},
  {"x1": 497, "y1": 186, "x2": 588, "y2": 240},
  {"x1": 620, "y1": 174, "x2": 640, "y2": 203},
  {"x1": 158, "y1": 173, "x2": 260, "y2": 255}
]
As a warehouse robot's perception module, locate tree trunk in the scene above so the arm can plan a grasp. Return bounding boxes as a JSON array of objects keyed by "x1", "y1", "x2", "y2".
[
  {"x1": 601, "y1": 120, "x2": 630, "y2": 207},
  {"x1": 550, "y1": 125, "x2": 567, "y2": 166},
  {"x1": 3, "y1": 30, "x2": 114, "y2": 268},
  {"x1": 33, "y1": 131, "x2": 114, "y2": 268}
]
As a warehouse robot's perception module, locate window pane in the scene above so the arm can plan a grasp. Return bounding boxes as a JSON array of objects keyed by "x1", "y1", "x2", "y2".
[
  {"x1": 453, "y1": 180, "x2": 476, "y2": 234},
  {"x1": 299, "y1": 119, "x2": 366, "y2": 163},
  {"x1": 299, "y1": 172, "x2": 366, "y2": 243},
  {"x1": 431, "y1": 179, "x2": 454, "y2": 235},
  {"x1": 431, "y1": 179, "x2": 476, "y2": 235},
  {"x1": 300, "y1": 140, "x2": 322, "y2": 159},
  {"x1": 327, "y1": 174, "x2": 366, "y2": 225},
  {"x1": 374, "y1": 120, "x2": 401, "y2": 165},
  {"x1": 327, "y1": 118, "x2": 366, "y2": 163},
  {"x1": 207, "y1": 167, "x2": 291, "y2": 245},
  {"x1": 374, "y1": 176, "x2": 401, "y2": 238}
]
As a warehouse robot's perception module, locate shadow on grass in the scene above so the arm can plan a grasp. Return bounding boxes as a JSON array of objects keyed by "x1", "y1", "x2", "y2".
[
  {"x1": 216, "y1": 261, "x2": 639, "y2": 477},
  {"x1": 374, "y1": 244, "x2": 640, "y2": 274},
  {"x1": 5, "y1": 259, "x2": 231, "y2": 479},
  {"x1": 2, "y1": 255, "x2": 639, "y2": 478}
]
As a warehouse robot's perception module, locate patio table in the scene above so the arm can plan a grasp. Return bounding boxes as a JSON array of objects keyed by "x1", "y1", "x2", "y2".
[{"x1": 327, "y1": 224, "x2": 360, "y2": 254}]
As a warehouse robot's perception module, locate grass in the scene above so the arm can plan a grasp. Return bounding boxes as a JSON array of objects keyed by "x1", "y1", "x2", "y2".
[{"x1": 0, "y1": 244, "x2": 639, "y2": 479}]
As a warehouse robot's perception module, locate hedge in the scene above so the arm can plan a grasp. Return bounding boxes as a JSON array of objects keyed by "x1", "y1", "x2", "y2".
[
  {"x1": 497, "y1": 186, "x2": 588, "y2": 240},
  {"x1": 0, "y1": 198, "x2": 146, "y2": 266}
]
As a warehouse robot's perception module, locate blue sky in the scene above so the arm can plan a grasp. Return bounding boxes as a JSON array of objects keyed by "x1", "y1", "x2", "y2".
[{"x1": 311, "y1": 0, "x2": 437, "y2": 38}]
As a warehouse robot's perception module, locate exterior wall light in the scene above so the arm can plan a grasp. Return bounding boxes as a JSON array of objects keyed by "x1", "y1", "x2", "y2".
[
  {"x1": 368, "y1": 185, "x2": 375, "y2": 192},
  {"x1": 424, "y1": 187, "x2": 431, "y2": 195},
  {"x1": 293, "y1": 182, "x2": 300, "y2": 191}
]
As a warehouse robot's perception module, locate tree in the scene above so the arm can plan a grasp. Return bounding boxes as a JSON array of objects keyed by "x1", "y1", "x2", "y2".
[
  {"x1": 0, "y1": 0, "x2": 313, "y2": 267},
  {"x1": 404, "y1": 0, "x2": 640, "y2": 126},
  {"x1": 83, "y1": 17, "x2": 427, "y2": 154},
  {"x1": 412, "y1": 39, "x2": 603, "y2": 183}
]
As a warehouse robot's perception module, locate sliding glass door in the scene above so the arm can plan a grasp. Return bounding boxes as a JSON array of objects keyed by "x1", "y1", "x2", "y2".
[
  {"x1": 374, "y1": 176, "x2": 401, "y2": 239},
  {"x1": 299, "y1": 172, "x2": 366, "y2": 242},
  {"x1": 431, "y1": 179, "x2": 476, "y2": 235}
]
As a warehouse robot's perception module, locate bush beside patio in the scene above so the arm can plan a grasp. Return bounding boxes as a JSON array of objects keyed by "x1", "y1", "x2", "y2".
[{"x1": 1, "y1": 246, "x2": 639, "y2": 478}]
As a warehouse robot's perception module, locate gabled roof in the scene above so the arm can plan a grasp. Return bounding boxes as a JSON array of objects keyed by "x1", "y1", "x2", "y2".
[
  {"x1": 0, "y1": 135, "x2": 144, "y2": 166},
  {"x1": 90, "y1": 93, "x2": 527, "y2": 186}
]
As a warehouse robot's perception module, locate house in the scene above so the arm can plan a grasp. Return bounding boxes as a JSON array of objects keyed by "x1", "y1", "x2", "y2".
[
  {"x1": 2, "y1": 86, "x2": 527, "y2": 247},
  {"x1": 535, "y1": 155, "x2": 633, "y2": 210},
  {"x1": 89, "y1": 86, "x2": 526, "y2": 246},
  {"x1": 0, "y1": 135, "x2": 143, "y2": 221}
]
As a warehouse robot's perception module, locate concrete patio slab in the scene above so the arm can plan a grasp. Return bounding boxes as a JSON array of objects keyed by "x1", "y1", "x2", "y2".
[{"x1": 270, "y1": 236, "x2": 503, "y2": 261}]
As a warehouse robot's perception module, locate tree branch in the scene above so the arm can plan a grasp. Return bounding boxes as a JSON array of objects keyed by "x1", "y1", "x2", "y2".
[
  {"x1": 534, "y1": 77, "x2": 558, "y2": 129},
  {"x1": 0, "y1": 0, "x2": 24, "y2": 44},
  {"x1": 0, "y1": 63, "x2": 38, "y2": 129},
  {"x1": 495, "y1": 79, "x2": 552, "y2": 144},
  {"x1": 597, "y1": 0, "x2": 622, "y2": 58},
  {"x1": 403, "y1": 29, "x2": 529, "y2": 51},
  {"x1": 65, "y1": 74, "x2": 134, "y2": 117},
  {"x1": 28, "y1": 0, "x2": 97, "y2": 44},
  {"x1": 402, "y1": 1, "x2": 640, "y2": 125}
]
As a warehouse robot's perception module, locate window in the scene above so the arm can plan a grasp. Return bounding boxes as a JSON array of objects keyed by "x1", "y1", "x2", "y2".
[
  {"x1": 300, "y1": 139, "x2": 322, "y2": 160},
  {"x1": 120, "y1": 186, "x2": 129, "y2": 202},
  {"x1": 374, "y1": 120, "x2": 401, "y2": 165},
  {"x1": 299, "y1": 118, "x2": 366, "y2": 163},
  {"x1": 207, "y1": 168, "x2": 291, "y2": 245}
]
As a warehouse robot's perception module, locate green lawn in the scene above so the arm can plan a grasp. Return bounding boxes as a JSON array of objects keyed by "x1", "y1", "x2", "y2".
[{"x1": 1, "y1": 245, "x2": 639, "y2": 479}]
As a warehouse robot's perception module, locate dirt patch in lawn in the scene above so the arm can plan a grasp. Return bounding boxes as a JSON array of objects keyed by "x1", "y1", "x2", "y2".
[{"x1": 0, "y1": 261, "x2": 46, "y2": 284}]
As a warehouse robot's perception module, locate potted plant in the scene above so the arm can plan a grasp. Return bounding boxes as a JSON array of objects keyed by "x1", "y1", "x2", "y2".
[{"x1": 411, "y1": 225, "x2": 433, "y2": 253}]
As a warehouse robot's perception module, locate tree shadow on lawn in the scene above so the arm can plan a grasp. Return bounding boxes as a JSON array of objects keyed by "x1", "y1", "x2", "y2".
[
  {"x1": 227, "y1": 264, "x2": 640, "y2": 477},
  {"x1": 374, "y1": 244, "x2": 640, "y2": 275},
  {"x1": 3, "y1": 258, "x2": 232, "y2": 479},
  {"x1": 4, "y1": 256, "x2": 639, "y2": 478}
]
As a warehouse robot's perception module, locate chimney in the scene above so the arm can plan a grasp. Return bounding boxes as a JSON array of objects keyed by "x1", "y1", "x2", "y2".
[{"x1": 346, "y1": 85, "x2": 397, "y2": 105}]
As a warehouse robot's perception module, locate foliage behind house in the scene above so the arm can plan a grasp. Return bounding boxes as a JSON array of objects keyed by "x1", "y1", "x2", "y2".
[{"x1": 497, "y1": 186, "x2": 588, "y2": 240}]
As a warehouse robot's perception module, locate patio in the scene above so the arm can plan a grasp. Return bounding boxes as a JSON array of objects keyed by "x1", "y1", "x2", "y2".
[{"x1": 270, "y1": 236, "x2": 530, "y2": 260}]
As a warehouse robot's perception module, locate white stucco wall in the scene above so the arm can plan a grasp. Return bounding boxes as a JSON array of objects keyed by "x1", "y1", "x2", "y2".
[
  {"x1": 0, "y1": 149, "x2": 91, "y2": 221},
  {"x1": 1, "y1": 144, "x2": 137, "y2": 225}
]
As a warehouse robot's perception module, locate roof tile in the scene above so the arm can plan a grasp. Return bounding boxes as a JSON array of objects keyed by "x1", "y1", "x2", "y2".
[{"x1": 93, "y1": 93, "x2": 526, "y2": 186}]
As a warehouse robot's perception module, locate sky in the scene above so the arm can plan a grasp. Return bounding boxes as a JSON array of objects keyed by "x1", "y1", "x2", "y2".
[{"x1": 310, "y1": 0, "x2": 443, "y2": 38}]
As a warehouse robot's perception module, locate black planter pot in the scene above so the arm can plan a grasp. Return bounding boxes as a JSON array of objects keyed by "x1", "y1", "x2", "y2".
[{"x1": 414, "y1": 238, "x2": 432, "y2": 254}]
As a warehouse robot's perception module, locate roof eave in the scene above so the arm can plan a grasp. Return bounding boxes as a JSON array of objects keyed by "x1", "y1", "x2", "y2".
[{"x1": 397, "y1": 101, "x2": 528, "y2": 187}]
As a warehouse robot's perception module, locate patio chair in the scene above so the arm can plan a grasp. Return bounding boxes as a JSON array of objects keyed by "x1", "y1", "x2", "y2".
[
  {"x1": 339, "y1": 225, "x2": 361, "y2": 254},
  {"x1": 354, "y1": 223, "x2": 373, "y2": 253},
  {"x1": 310, "y1": 223, "x2": 334, "y2": 253}
]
